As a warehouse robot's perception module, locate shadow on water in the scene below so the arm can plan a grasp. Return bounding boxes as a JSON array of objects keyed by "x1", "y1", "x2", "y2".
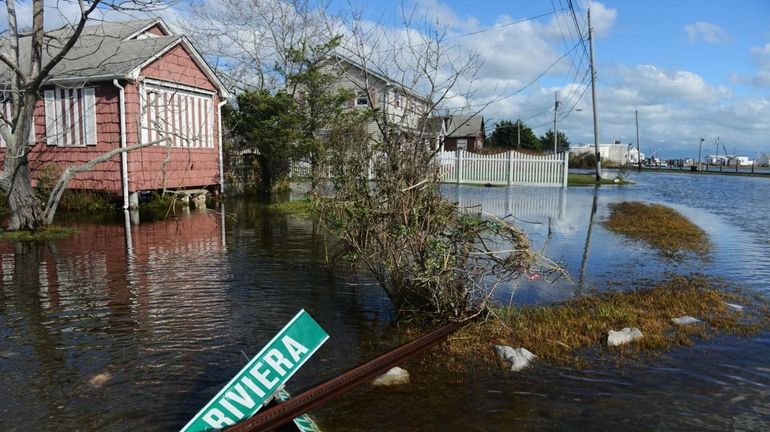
[{"x1": 1, "y1": 171, "x2": 770, "y2": 431}]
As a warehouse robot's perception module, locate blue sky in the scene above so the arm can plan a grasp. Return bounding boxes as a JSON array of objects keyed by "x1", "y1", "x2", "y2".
[{"x1": 322, "y1": 0, "x2": 770, "y2": 158}]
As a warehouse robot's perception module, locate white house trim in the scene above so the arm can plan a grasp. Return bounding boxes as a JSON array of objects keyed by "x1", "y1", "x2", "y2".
[{"x1": 122, "y1": 18, "x2": 172, "y2": 41}]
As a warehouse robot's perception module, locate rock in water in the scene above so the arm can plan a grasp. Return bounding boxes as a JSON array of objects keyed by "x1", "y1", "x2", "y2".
[
  {"x1": 372, "y1": 367, "x2": 410, "y2": 386},
  {"x1": 493, "y1": 346, "x2": 536, "y2": 372},
  {"x1": 607, "y1": 328, "x2": 643, "y2": 347},
  {"x1": 671, "y1": 316, "x2": 701, "y2": 325},
  {"x1": 0, "y1": 350, "x2": 19, "y2": 359},
  {"x1": 88, "y1": 372, "x2": 112, "y2": 388}
]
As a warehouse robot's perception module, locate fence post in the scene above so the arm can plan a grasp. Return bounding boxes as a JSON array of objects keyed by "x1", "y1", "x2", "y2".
[
  {"x1": 507, "y1": 151, "x2": 513, "y2": 186},
  {"x1": 456, "y1": 149, "x2": 463, "y2": 184},
  {"x1": 562, "y1": 151, "x2": 569, "y2": 188}
]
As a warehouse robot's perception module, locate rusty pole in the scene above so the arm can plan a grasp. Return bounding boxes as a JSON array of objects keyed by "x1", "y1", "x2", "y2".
[{"x1": 226, "y1": 321, "x2": 465, "y2": 432}]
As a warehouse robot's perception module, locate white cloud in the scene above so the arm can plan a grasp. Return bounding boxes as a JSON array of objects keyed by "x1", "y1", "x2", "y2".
[
  {"x1": 750, "y1": 42, "x2": 770, "y2": 87},
  {"x1": 684, "y1": 21, "x2": 728, "y2": 44}
]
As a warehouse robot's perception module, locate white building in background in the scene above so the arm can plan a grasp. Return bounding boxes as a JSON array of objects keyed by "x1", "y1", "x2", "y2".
[
  {"x1": 755, "y1": 153, "x2": 770, "y2": 167},
  {"x1": 571, "y1": 143, "x2": 644, "y2": 165},
  {"x1": 728, "y1": 156, "x2": 752, "y2": 166},
  {"x1": 705, "y1": 155, "x2": 753, "y2": 166}
]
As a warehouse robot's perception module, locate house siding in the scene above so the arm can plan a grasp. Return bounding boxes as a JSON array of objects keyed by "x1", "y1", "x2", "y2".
[
  {"x1": 141, "y1": 44, "x2": 217, "y2": 92},
  {"x1": 3, "y1": 84, "x2": 125, "y2": 193},
  {"x1": 443, "y1": 136, "x2": 483, "y2": 151}
]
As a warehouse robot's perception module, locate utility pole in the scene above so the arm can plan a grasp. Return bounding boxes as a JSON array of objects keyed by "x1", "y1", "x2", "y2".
[
  {"x1": 588, "y1": 7, "x2": 602, "y2": 180},
  {"x1": 553, "y1": 91, "x2": 560, "y2": 153},
  {"x1": 517, "y1": 118, "x2": 521, "y2": 149},
  {"x1": 635, "y1": 110, "x2": 641, "y2": 171},
  {"x1": 698, "y1": 137, "x2": 704, "y2": 171},
  {"x1": 716, "y1": 136, "x2": 721, "y2": 172}
]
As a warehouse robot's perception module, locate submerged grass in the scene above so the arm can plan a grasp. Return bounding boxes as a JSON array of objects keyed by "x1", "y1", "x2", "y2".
[
  {"x1": 266, "y1": 199, "x2": 314, "y2": 218},
  {"x1": 444, "y1": 275, "x2": 769, "y2": 368},
  {"x1": 603, "y1": 201, "x2": 709, "y2": 257},
  {"x1": 0, "y1": 225, "x2": 77, "y2": 242},
  {"x1": 568, "y1": 173, "x2": 632, "y2": 186}
]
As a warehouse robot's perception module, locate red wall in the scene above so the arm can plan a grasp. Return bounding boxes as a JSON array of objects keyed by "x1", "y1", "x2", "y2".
[
  {"x1": 0, "y1": 85, "x2": 126, "y2": 193},
  {"x1": 141, "y1": 44, "x2": 217, "y2": 92},
  {"x1": 0, "y1": 41, "x2": 222, "y2": 195}
]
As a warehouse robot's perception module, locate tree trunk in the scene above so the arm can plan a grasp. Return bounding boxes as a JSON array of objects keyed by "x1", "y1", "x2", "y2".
[{"x1": 5, "y1": 162, "x2": 46, "y2": 231}]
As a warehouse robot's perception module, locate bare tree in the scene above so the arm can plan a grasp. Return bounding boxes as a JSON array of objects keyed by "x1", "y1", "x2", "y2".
[
  {"x1": 0, "y1": 0, "x2": 171, "y2": 231},
  {"x1": 182, "y1": 0, "x2": 334, "y2": 92},
  {"x1": 308, "y1": 8, "x2": 551, "y2": 319}
]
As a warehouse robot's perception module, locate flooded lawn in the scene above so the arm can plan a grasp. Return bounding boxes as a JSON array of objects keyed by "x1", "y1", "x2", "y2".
[{"x1": 1, "y1": 171, "x2": 770, "y2": 431}]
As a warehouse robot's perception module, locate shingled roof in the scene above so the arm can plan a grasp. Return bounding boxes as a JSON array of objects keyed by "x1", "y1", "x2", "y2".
[
  {"x1": 445, "y1": 115, "x2": 484, "y2": 138},
  {"x1": 0, "y1": 18, "x2": 227, "y2": 94}
]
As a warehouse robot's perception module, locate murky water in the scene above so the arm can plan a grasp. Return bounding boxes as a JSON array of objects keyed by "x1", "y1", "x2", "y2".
[{"x1": 1, "y1": 171, "x2": 769, "y2": 431}]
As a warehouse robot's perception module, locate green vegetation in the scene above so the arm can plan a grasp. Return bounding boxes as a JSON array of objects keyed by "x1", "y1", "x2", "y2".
[
  {"x1": 487, "y1": 121, "x2": 571, "y2": 152},
  {"x1": 539, "y1": 128, "x2": 570, "y2": 150},
  {"x1": 266, "y1": 199, "x2": 315, "y2": 218},
  {"x1": 225, "y1": 36, "x2": 355, "y2": 194},
  {"x1": 446, "y1": 275, "x2": 769, "y2": 368},
  {"x1": 603, "y1": 202, "x2": 709, "y2": 256},
  {"x1": 0, "y1": 225, "x2": 76, "y2": 242},
  {"x1": 568, "y1": 173, "x2": 631, "y2": 186},
  {"x1": 138, "y1": 193, "x2": 177, "y2": 221},
  {"x1": 488, "y1": 120, "x2": 541, "y2": 150}
]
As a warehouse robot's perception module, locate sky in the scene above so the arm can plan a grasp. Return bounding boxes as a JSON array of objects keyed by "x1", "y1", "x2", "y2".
[
  {"x1": 3, "y1": 0, "x2": 770, "y2": 158},
  {"x1": 322, "y1": 0, "x2": 770, "y2": 158}
]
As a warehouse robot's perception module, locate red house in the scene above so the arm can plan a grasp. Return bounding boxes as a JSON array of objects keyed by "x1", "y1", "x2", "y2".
[{"x1": 0, "y1": 18, "x2": 229, "y2": 209}]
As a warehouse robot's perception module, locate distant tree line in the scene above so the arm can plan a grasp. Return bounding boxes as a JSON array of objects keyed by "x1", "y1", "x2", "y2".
[{"x1": 488, "y1": 119, "x2": 570, "y2": 152}]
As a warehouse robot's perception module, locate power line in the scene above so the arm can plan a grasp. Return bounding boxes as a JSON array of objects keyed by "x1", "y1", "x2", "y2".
[
  {"x1": 366, "y1": 9, "x2": 567, "y2": 56},
  {"x1": 449, "y1": 39, "x2": 582, "y2": 110}
]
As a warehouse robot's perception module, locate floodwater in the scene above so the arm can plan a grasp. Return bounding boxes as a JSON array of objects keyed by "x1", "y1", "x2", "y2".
[{"x1": 1, "y1": 171, "x2": 769, "y2": 431}]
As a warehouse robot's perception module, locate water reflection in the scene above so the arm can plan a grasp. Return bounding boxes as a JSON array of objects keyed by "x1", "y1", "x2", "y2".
[
  {"x1": 2, "y1": 172, "x2": 770, "y2": 431},
  {"x1": 0, "y1": 203, "x2": 392, "y2": 431}
]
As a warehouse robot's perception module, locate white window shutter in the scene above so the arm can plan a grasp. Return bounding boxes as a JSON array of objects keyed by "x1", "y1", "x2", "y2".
[
  {"x1": 83, "y1": 88, "x2": 97, "y2": 145},
  {"x1": 44, "y1": 90, "x2": 58, "y2": 146}
]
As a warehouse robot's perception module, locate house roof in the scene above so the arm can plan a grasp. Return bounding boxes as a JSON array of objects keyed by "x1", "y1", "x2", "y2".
[
  {"x1": 329, "y1": 54, "x2": 430, "y2": 103},
  {"x1": 445, "y1": 115, "x2": 484, "y2": 138},
  {"x1": 0, "y1": 18, "x2": 228, "y2": 96}
]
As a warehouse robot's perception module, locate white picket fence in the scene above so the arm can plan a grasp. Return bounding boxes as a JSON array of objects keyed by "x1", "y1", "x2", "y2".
[
  {"x1": 291, "y1": 149, "x2": 569, "y2": 187},
  {"x1": 439, "y1": 150, "x2": 569, "y2": 187}
]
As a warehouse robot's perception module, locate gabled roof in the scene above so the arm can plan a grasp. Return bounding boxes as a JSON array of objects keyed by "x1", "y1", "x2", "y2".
[
  {"x1": 445, "y1": 115, "x2": 484, "y2": 138},
  {"x1": 329, "y1": 54, "x2": 430, "y2": 103},
  {"x1": 0, "y1": 18, "x2": 228, "y2": 97}
]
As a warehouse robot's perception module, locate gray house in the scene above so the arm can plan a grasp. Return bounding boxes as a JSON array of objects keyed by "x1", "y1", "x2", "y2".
[{"x1": 323, "y1": 55, "x2": 431, "y2": 138}]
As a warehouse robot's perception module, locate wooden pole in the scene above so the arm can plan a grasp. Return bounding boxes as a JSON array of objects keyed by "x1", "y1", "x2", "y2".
[{"x1": 588, "y1": 8, "x2": 602, "y2": 180}]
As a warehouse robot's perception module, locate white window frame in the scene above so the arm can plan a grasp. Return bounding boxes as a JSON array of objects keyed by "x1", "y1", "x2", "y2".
[
  {"x1": 355, "y1": 90, "x2": 369, "y2": 107},
  {"x1": 141, "y1": 82, "x2": 215, "y2": 149},
  {"x1": 44, "y1": 86, "x2": 97, "y2": 147}
]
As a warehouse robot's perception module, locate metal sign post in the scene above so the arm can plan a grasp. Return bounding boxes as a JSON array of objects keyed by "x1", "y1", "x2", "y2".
[{"x1": 180, "y1": 310, "x2": 329, "y2": 432}]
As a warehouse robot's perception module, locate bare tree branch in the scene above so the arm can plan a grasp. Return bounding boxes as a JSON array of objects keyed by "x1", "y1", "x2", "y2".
[{"x1": 44, "y1": 136, "x2": 171, "y2": 224}]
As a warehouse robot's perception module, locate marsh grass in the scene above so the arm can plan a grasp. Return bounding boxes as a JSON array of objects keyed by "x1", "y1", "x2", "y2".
[
  {"x1": 0, "y1": 225, "x2": 76, "y2": 242},
  {"x1": 603, "y1": 201, "x2": 709, "y2": 257},
  {"x1": 444, "y1": 275, "x2": 769, "y2": 368},
  {"x1": 568, "y1": 173, "x2": 632, "y2": 186},
  {"x1": 267, "y1": 199, "x2": 314, "y2": 218}
]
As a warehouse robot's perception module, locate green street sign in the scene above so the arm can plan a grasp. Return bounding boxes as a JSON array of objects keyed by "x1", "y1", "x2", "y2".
[
  {"x1": 180, "y1": 310, "x2": 329, "y2": 432},
  {"x1": 276, "y1": 388, "x2": 322, "y2": 432}
]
